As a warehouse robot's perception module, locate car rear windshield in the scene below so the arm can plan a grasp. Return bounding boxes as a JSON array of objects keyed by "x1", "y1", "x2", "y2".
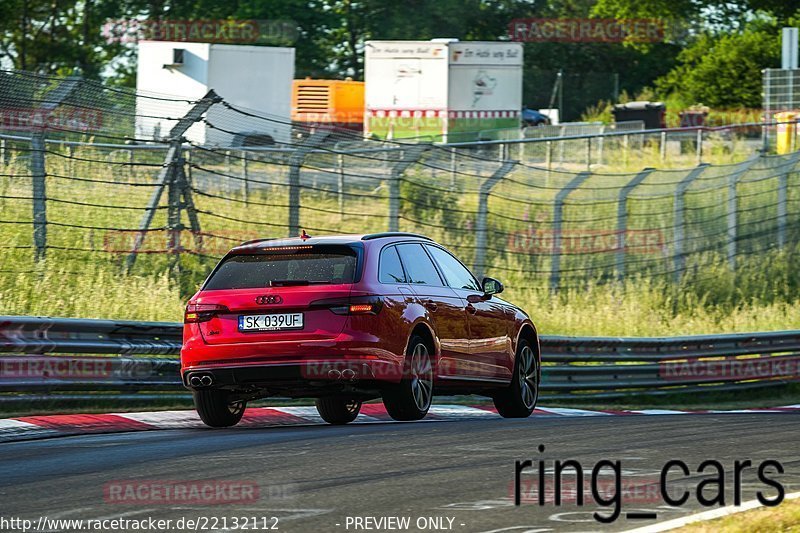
[{"x1": 203, "y1": 245, "x2": 359, "y2": 290}]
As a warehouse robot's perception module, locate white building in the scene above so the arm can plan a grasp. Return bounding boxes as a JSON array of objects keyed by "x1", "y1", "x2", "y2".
[
  {"x1": 135, "y1": 41, "x2": 294, "y2": 145},
  {"x1": 364, "y1": 40, "x2": 523, "y2": 141}
]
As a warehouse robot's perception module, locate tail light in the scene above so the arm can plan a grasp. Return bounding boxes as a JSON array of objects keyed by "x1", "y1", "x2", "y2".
[
  {"x1": 185, "y1": 303, "x2": 229, "y2": 323},
  {"x1": 347, "y1": 304, "x2": 376, "y2": 314},
  {"x1": 312, "y1": 296, "x2": 383, "y2": 315}
]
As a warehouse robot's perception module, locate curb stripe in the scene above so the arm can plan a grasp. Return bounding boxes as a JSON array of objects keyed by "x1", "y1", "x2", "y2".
[
  {"x1": 16, "y1": 413, "x2": 154, "y2": 432},
  {"x1": 241, "y1": 407, "x2": 311, "y2": 426}
]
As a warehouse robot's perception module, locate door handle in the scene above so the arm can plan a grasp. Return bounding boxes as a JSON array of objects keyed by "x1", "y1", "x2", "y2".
[
  {"x1": 424, "y1": 299, "x2": 438, "y2": 312},
  {"x1": 466, "y1": 303, "x2": 477, "y2": 314}
]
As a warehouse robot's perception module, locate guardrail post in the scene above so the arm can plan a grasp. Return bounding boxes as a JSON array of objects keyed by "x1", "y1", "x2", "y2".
[
  {"x1": 30, "y1": 133, "x2": 46, "y2": 261},
  {"x1": 287, "y1": 129, "x2": 331, "y2": 237},
  {"x1": 726, "y1": 156, "x2": 760, "y2": 269},
  {"x1": 388, "y1": 145, "x2": 428, "y2": 232},
  {"x1": 550, "y1": 171, "x2": 592, "y2": 293},
  {"x1": 673, "y1": 164, "x2": 708, "y2": 282},
  {"x1": 777, "y1": 151, "x2": 800, "y2": 248},
  {"x1": 473, "y1": 160, "x2": 517, "y2": 279},
  {"x1": 615, "y1": 168, "x2": 654, "y2": 281}
]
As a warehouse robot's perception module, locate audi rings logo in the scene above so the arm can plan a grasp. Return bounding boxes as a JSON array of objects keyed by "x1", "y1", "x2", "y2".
[{"x1": 256, "y1": 295, "x2": 282, "y2": 305}]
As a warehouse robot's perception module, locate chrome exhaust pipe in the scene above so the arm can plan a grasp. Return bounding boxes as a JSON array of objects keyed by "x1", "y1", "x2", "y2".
[
  {"x1": 189, "y1": 375, "x2": 202, "y2": 387},
  {"x1": 328, "y1": 369, "x2": 342, "y2": 380},
  {"x1": 341, "y1": 369, "x2": 356, "y2": 381},
  {"x1": 199, "y1": 375, "x2": 213, "y2": 387}
]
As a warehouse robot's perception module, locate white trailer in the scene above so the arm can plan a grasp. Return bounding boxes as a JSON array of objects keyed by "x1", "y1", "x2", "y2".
[
  {"x1": 136, "y1": 41, "x2": 294, "y2": 145},
  {"x1": 364, "y1": 40, "x2": 523, "y2": 141}
]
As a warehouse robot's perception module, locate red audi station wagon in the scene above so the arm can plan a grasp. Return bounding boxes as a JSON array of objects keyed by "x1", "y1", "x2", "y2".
[{"x1": 181, "y1": 233, "x2": 540, "y2": 427}]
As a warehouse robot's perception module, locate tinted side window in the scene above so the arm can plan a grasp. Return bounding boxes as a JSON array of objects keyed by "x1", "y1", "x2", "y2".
[
  {"x1": 396, "y1": 243, "x2": 443, "y2": 286},
  {"x1": 426, "y1": 245, "x2": 481, "y2": 291},
  {"x1": 379, "y1": 246, "x2": 406, "y2": 283}
]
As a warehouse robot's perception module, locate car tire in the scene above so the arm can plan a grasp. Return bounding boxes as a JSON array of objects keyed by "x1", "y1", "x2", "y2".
[
  {"x1": 193, "y1": 389, "x2": 246, "y2": 428},
  {"x1": 315, "y1": 397, "x2": 362, "y2": 425},
  {"x1": 493, "y1": 339, "x2": 538, "y2": 418},
  {"x1": 383, "y1": 334, "x2": 434, "y2": 421}
]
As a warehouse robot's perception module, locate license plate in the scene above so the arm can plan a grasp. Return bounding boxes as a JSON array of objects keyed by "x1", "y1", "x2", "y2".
[{"x1": 238, "y1": 313, "x2": 304, "y2": 331}]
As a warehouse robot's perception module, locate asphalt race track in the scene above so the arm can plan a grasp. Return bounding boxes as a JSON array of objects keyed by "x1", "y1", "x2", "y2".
[{"x1": 1, "y1": 413, "x2": 798, "y2": 532}]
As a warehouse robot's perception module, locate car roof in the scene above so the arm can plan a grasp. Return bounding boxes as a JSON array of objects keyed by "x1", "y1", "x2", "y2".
[{"x1": 231, "y1": 232, "x2": 432, "y2": 252}]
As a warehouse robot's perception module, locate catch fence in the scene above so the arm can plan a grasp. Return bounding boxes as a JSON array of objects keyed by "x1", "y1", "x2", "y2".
[{"x1": 1, "y1": 69, "x2": 799, "y2": 298}]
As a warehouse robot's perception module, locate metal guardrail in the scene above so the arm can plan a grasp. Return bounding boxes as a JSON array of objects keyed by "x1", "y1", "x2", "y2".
[{"x1": 1, "y1": 316, "x2": 799, "y2": 401}]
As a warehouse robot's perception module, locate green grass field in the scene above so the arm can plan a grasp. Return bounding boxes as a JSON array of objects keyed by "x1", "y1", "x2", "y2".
[{"x1": 1, "y1": 140, "x2": 799, "y2": 337}]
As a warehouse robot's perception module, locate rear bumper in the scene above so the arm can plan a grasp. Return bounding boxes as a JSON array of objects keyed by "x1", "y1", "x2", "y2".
[
  {"x1": 181, "y1": 357, "x2": 405, "y2": 389},
  {"x1": 181, "y1": 328, "x2": 408, "y2": 390}
]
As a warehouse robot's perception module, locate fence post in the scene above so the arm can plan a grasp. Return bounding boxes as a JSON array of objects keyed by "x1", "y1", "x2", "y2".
[
  {"x1": 449, "y1": 148, "x2": 457, "y2": 189},
  {"x1": 673, "y1": 164, "x2": 709, "y2": 282},
  {"x1": 388, "y1": 145, "x2": 428, "y2": 232},
  {"x1": 762, "y1": 68, "x2": 771, "y2": 152},
  {"x1": 726, "y1": 156, "x2": 761, "y2": 269},
  {"x1": 67, "y1": 145, "x2": 75, "y2": 178},
  {"x1": 288, "y1": 129, "x2": 331, "y2": 237},
  {"x1": 615, "y1": 168, "x2": 654, "y2": 281},
  {"x1": 473, "y1": 161, "x2": 516, "y2": 280},
  {"x1": 128, "y1": 148, "x2": 135, "y2": 180},
  {"x1": 660, "y1": 131, "x2": 667, "y2": 161},
  {"x1": 776, "y1": 151, "x2": 800, "y2": 248},
  {"x1": 176, "y1": 157, "x2": 202, "y2": 252},
  {"x1": 30, "y1": 133, "x2": 47, "y2": 261},
  {"x1": 337, "y1": 153, "x2": 345, "y2": 217},
  {"x1": 696, "y1": 128, "x2": 703, "y2": 165},
  {"x1": 586, "y1": 137, "x2": 592, "y2": 171},
  {"x1": 550, "y1": 171, "x2": 592, "y2": 293},
  {"x1": 25, "y1": 75, "x2": 83, "y2": 262},
  {"x1": 241, "y1": 151, "x2": 250, "y2": 206},
  {"x1": 166, "y1": 146, "x2": 184, "y2": 253},
  {"x1": 126, "y1": 90, "x2": 220, "y2": 269},
  {"x1": 623, "y1": 134, "x2": 630, "y2": 167},
  {"x1": 598, "y1": 125, "x2": 605, "y2": 165}
]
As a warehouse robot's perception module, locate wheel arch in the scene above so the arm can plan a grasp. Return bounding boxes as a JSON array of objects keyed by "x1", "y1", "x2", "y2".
[
  {"x1": 407, "y1": 320, "x2": 438, "y2": 358},
  {"x1": 516, "y1": 321, "x2": 541, "y2": 380}
]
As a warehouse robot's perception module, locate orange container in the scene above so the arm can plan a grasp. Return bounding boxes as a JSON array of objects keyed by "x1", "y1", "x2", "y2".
[{"x1": 291, "y1": 79, "x2": 364, "y2": 128}]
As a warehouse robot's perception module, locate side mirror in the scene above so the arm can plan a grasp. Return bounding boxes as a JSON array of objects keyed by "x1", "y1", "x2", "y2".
[{"x1": 482, "y1": 277, "x2": 504, "y2": 296}]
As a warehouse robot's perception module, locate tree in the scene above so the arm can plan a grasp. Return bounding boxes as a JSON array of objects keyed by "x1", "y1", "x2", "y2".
[{"x1": 655, "y1": 27, "x2": 780, "y2": 107}]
